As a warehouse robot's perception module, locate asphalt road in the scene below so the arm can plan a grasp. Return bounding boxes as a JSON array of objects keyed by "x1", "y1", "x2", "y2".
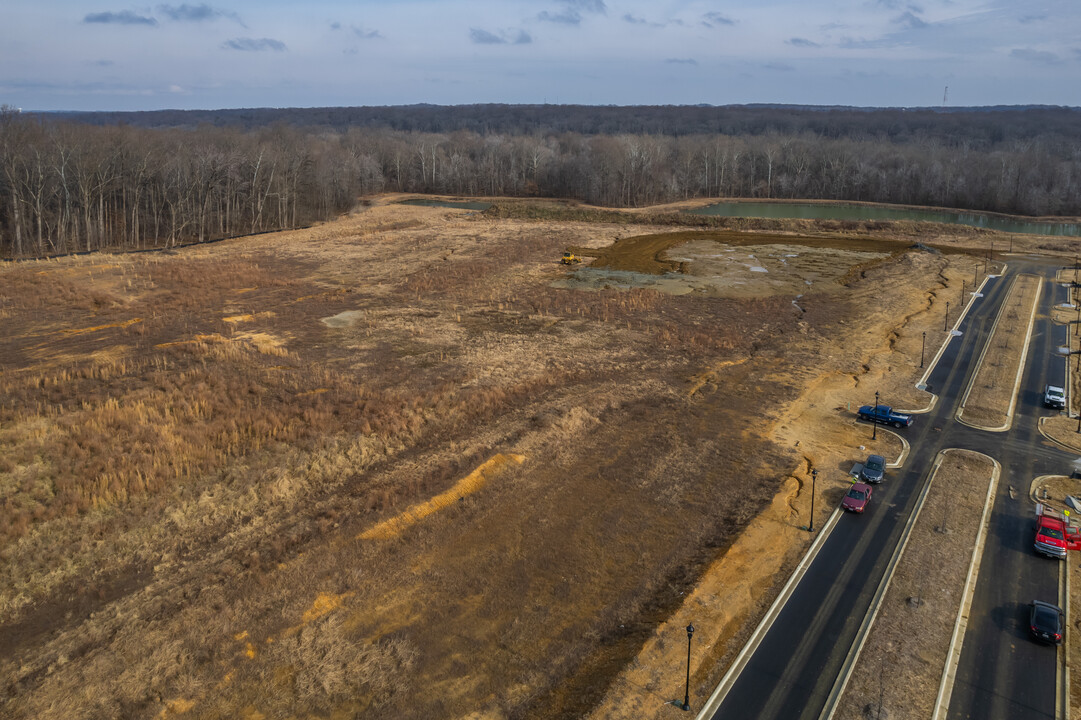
[{"x1": 706, "y1": 257, "x2": 1071, "y2": 720}]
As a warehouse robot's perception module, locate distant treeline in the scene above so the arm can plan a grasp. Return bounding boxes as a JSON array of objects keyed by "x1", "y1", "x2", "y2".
[{"x1": 2, "y1": 103, "x2": 1080, "y2": 257}]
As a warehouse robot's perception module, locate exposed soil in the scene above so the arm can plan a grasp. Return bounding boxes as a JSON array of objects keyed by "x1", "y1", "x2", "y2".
[
  {"x1": 833, "y1": 450, "x2": 996, "y2": 720},
  {"x1": 958, "y1": 274, "x2": 1043, "y2": 429},
  {"x1": 0, "y1": 195, "x2": 985, "y2": 719}
]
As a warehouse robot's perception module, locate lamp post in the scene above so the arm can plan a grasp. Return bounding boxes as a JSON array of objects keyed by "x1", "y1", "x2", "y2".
[
  {"x1": 873, "y1": 390, "x2": 879, "y2": 441},
  {"x1": 974, "y1": 263, "x2": 978, "y2": 286},
  {"x1": 809, "y1": 469, "x2": 818, "y2": 532},
  {"x1": 920, "y1": 331, "x2": 926, "y2": 368},
  {"x1": 944, "y1": 301, "x2": 950, "y2": 332},
  {"x1": 682, "y1": 624, "x2": 695, "y2": 711},
  {"x1": 961, "y1": 279, "x2": 965, "y2": 306}
]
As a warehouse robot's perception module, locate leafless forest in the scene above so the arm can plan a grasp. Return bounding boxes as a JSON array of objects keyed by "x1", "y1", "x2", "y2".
[{"x1": 2, "y1": 103, "x2": 1080, "y2": 258}]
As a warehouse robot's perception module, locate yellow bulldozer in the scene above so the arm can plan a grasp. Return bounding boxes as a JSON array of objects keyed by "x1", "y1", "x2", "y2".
[{"x1": 560, "y1": 251, "x2": 582, "y2": 265}]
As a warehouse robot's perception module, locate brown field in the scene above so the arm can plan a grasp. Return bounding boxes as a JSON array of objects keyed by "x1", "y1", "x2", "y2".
[{"x1": 0, "y1": 196, "x2": 989, "y2": 719}]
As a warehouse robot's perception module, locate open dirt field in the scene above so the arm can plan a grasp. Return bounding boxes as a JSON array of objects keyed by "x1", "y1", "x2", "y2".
[{"x1": 0, "y1": 195, "x2": 995, "y2": 719}]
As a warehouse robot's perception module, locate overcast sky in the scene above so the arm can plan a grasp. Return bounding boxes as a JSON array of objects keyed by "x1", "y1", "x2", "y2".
[{"x1": 3, "y1": 0, "x2": 1079, "y2": 111}]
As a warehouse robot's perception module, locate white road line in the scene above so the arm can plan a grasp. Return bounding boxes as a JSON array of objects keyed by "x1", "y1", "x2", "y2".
[
  {"x1": 693, "y1": 507, "x2": 843, "y2": 720},
  {"x1": 819, "y1": 451, "x2": 948, "y2": 720}
]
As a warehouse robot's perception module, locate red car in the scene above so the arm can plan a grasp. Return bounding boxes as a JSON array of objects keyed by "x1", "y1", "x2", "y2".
[
  {"x1": 1033, "y1": 504, "x2": 1081, "y2": 559},
  {"x1": 842, "y1": 483, "x2": 872, "y2": 513}
]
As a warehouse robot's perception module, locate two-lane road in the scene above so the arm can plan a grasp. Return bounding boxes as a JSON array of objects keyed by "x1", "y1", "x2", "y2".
[{"x1": 705, "y1": 258, "x2": 1071, "y2": 720}]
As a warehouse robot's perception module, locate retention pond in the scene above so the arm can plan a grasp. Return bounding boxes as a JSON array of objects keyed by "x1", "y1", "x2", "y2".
[{"x1": 689, "y1": 201, "x2": 1081, "y2": 237}]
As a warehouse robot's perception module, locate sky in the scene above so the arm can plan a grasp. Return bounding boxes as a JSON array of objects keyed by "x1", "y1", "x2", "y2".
[{"x1": 2, "y1": 0, "x2": 1080, "y2": 111}]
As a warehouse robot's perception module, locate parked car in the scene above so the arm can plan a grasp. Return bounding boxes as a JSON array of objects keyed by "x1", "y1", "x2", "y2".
[
  {"x1": 842, "y1": 483, "x2": 873, "y2": 513},
  {"x1": 860, "y1": 454, "x2": 886, "y2": 484},
  {"x1": 856, "y1": 405, "x2": 912, "y2": 428},
  {"x1": 1029, "y1": 600, "x2": 1064, "y2": 645},
  {"x1": 1044, "y1": 385, "x2": 1066, "y2": 409},
  {"x1": 1033, "y1": 503, "x2": 1081, "y2": 559}
]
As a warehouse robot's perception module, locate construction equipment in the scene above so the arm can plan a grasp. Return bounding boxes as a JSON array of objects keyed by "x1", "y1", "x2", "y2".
[{"x1": 560, "y1": 251, "x2": 581, "y2": 265}]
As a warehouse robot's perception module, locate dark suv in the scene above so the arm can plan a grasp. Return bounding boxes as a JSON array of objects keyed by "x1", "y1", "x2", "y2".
[
  {"x1": 860, "y1": 454, "x2": 885, "y2": 484},
  {"x1": 1029, "y1": 600, "x2": 1064, "y2": 645}
]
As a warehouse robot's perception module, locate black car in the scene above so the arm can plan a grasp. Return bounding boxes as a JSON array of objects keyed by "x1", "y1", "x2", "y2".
[
  {"x1": 861, "y1": 454, "x2": 886, "y2": 484},
  {"x1": 1029, "y1": 600, "x2": 1064, "y2": 645}
]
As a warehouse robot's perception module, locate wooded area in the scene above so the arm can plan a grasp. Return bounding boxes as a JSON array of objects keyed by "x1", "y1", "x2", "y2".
[{"x1": 2, "y1": 104, "x2": 1080, "y2": 257}]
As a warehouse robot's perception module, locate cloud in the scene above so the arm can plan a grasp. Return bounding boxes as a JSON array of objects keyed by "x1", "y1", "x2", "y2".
[
  {"x1": 1018, "y1": 14, "x2": 1047, "y2": 24},
  {"x1": 538, "y1": 9, "x2": 582, "y2": 24},
  {"x1": 701, "y1": 12, "x2": 735, "y2": 28},
  {"x1": 469, "y1": 28, "x2": 531, "y2": 44},
  {"x1": 158, "y1": 4, "x2": 242, "y2": 24},
  {"x1": 83, "y1": 10, "x2": 158, "y2": 26},
  {"x1": 665, "y1": 58, "x2": 698, "y2": 66},
  {"x1": 622, "y1": 13, "x2": 667, "y2": 28},
  {"x1": 352, "y1": 25, "x2": 383, "y2": 39},
  {"x1": 470, "y1": 28, "x2": 505, "y2": 44},
  {"x1": 871, "y1": 0, "x2": 922, "y2": 9},
  {"x1": 330, "y1": 21, "x2": 341, "y2": 30},
  {"x1": 87, "y1": 59, "x2": 115, "y2": 66},
  {"x1": 762, "y1": 62, "x2": 795, "y2": 72},
  {"x1": 1010, "y1": 48, "x2": 1061, "y2": 65},
  {"x1": 538, "y1": 0, "x2": 605, "y2": 25},
  {"x1": 221, "y1": 37, "x2": 286, "y2": 51},
  {"x1": 787, "y1": 37, "x2": 820, "y2": 48},
  {"x1": 894, "y1": 11, "x2": 928, "y2": 30},
  {"x1": 567, "y1": 0, "x2": 605, "y2": 12}
]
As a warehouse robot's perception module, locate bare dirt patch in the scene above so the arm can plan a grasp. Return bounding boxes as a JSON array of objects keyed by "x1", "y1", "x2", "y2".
[
  {"x1": 0, "y1": 197, "x2": 988, "y2": 719},
  {"x1": 833, "y1": 449, "x2": 996, "y2": 720},
  {"x1": 958, "y1": 274, "x2": 1042, "y2": 429}
]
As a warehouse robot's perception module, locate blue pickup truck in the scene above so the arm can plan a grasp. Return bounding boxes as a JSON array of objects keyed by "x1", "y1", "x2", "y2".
[{"x1": 857, "y1": 405, "x2": 912, "y2": 428}]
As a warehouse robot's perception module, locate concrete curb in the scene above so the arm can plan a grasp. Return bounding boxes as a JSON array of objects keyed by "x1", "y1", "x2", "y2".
[
  {"x1": 694, "y1": 507, "x2": 844, "y2": 720},
  {"x1": 956, "y1": 273, "x2": 1043, "y2": 433},
  {"x1": 931, "y1": 452, "x2": 1002, "y2": 720},
  {"x1": 1036, "y1": 417, "x2": 1081, "y2": 455},
  {"x1": 820, "y1": 451, "x2": 947, "y2": 720},
  {"x1": 914, "y1": 270, "x2": 996, "y2": 396}
]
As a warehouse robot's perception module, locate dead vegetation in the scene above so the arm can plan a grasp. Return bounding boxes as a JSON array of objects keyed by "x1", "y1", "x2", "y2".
[{"x1": 0, "y1": 199, "x2": 988, "y2": 719}]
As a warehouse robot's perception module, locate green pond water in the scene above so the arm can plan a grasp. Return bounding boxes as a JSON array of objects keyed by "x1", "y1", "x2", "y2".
[
  {"x1": 690, "y1": 201, "x2": 1081, "y2": 237},
  {"x1": 399, "y1": 199, "x2": 492, "y2": 211}
]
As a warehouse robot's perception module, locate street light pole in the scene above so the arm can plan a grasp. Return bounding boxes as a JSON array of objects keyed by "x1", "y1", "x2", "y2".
[
  {"x1": 944, "y1": 301, "x2": 950, "y2": 332},
  {"x1": 873, "y1": 390, "x2": 879, "y2": 441},
  {"x1": 921, "y1": 331, "x2": 926, "y2": 368},
  {"x1": 682, "y1": 624, "x2": 695, "y2": 711},
  {"x1": 809, "y1": 469, "x2": 818, "y2": 532}
]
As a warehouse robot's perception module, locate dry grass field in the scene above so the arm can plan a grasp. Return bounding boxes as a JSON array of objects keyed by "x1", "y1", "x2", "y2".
[{"x1": 0, "y1": 196, "x2": 992, "y2": 719}]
